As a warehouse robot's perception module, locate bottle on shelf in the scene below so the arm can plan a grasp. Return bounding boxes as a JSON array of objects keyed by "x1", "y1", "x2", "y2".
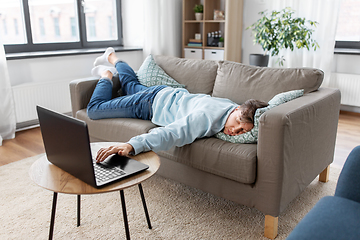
[{"x1": 207, "y1": 30, "x2": 222, "y2": 47}]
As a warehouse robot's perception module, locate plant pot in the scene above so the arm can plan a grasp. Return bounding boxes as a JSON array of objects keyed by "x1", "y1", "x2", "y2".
[
  {"x1": 195, "y1": 13, "x2": 203, "y2": 21},
  {"x1": 249, "y1": 54, "x2": 269, "y2": 67}
]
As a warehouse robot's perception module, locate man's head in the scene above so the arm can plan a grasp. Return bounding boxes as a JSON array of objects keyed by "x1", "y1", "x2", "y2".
[{"x1": 223, "y1": 99, "x2": 268, "y2": 136}]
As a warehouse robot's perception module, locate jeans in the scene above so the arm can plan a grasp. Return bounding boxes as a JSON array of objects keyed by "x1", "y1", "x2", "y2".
[{"x1": 87, "y1": 61, "x2": 167, "y2": 120}]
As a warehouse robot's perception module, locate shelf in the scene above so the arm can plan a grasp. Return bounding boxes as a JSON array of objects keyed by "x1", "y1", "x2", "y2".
[
  {"x1": 184, "y1": 46, "x2": 225, "y2": 50},
  {"x1": 184, "y1": 20, "x2": 226, "y2": 23},
  {"x1": 182, "y1": 0, "x2": 243, "y2": 62}
]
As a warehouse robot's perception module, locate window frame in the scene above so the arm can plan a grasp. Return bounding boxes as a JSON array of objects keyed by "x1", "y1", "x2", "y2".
[
  {"x1": 335, "y1": 41, "x2": 360, "y2": 49},
  {"x1": 4, "y1": 0, "x2": 123, "y2": 54}
]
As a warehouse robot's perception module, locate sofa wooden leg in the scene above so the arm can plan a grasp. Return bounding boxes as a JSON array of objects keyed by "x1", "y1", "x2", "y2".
[
  {"x1": 319, "y1": 165, "x2": 330, "y2": 183},
  {"x1": 264, "y1": 215, "x2": 278, "y2": 239}
]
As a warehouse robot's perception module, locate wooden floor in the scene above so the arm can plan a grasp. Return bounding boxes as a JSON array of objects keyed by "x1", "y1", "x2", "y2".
[
  {"x1": 0, "y1": 126, "x2": 45, "y2": 166},
  {"x1": 0, "y1": 111, "x2": 359, "y2": 167}
]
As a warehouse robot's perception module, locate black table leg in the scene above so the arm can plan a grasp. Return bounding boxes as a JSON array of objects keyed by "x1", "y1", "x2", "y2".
[
  {"x1": 138, "y1": 184, "x2": 152, "y2": 229},
  {"x1": 49, "y1": 192, "x2": 58, "y2": 240},
  {"x1": 120, "y1": 190, "x2": 130, "y2": 240},
  {"x1": 77, "y1": 195, "x2": 81, "y2": 227}
]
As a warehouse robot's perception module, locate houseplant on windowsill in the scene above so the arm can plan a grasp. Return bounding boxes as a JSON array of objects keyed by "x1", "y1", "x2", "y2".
[
  {"x1": 194, "y1": 4, "x2": 203, "y2": 21},
  {"x1": 247, "y1": 7, "x2": 319, "y2": 67}
]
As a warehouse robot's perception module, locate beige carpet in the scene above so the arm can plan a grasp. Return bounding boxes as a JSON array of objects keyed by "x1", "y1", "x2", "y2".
[{"x1": 0, "y1": 154, "x2": 341, "y2": 240}]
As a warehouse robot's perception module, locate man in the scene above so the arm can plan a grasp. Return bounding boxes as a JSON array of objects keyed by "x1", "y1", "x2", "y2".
[{"x1": 88, "y1": 48, "x2": 268, "y2": 162}]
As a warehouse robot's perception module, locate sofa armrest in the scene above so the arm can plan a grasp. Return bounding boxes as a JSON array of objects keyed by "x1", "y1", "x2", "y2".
[
  {"x1": 69, "y1": 77, "x2": 99, "y2": 117},
  {"x1": 69, "y1": 75, "x2": 121, "y2": 117},
  {"x1": 255, "y1": 87, "x2": 341, "y2": 216}
]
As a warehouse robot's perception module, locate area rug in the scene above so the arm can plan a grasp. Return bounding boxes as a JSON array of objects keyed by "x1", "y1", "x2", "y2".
[{"x1": 0, "y1": 154, "x2": 341, "y2": 240}]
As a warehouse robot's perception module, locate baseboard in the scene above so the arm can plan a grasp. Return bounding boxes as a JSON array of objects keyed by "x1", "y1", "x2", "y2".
[
  {"x1": 16, "y1": 112, "x2": 72, "y2": 131},
  {"x1": 340, "y1": 105, "x2": 360, "y2": 115}
]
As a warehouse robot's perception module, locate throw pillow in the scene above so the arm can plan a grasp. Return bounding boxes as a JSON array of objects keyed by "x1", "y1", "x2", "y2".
[
  {"x1": 136, "y1": 54, "x2": 185, "y2": 88},
  {"x1": 215, "y1": 89, "x2": 304, "y2": 144}
]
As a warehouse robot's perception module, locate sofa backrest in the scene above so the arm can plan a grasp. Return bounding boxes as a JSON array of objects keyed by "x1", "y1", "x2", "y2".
[
  {"x1": 154, "y1": 55, "x2": 218, "y2": 95},
  {"x1": 212, "y1": 61, "x2": 324, "y2": 104},
  {"x1": 154, "y1": 55, "x2": 324, "y2": 104}
]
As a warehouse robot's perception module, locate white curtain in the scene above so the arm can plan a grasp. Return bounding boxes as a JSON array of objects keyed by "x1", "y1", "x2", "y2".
[
  {"x1": 142, "y1": 0, "x2": 183, "y2": 57},
  {"x1": 0, "y1": 38, "x2": 16, "y2": 146},
  {"x1": 267, "y1": 0, "x2": 341, "y2": 87}
]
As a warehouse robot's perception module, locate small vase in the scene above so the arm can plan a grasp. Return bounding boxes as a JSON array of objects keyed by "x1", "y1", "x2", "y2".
[
  {"x1": 195, "y1": 13, "x2": 203, "y2": 21},
  {"x1": 249, "y1": 54, "x2": 269, "y2": 67}
]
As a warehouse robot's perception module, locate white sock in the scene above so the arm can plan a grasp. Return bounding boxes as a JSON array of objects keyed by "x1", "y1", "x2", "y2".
[
  {"x1": 91, "y1": 65, "x2": 117, "y2": 78},
  {"x1": 93, "y1": 47, "x2": 115, "y2": 67}
]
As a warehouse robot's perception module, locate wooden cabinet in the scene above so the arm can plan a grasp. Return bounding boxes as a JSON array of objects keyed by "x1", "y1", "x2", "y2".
[{"x1": 182, "y1": 0, "x2": 243, "y2": 62}]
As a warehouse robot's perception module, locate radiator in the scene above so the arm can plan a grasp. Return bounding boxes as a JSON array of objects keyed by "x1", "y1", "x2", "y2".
[
  {"x1": 12, "y1": 79, "x2": 73, "y2": 125},
  {"x1": 330, "y1": 73, "x2": 360, "y2": 107}
]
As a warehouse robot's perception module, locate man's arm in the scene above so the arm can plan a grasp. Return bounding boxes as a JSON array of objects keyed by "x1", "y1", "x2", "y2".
[{"x1": 128, "y1": 112, "x2": 218, "y2": 155}]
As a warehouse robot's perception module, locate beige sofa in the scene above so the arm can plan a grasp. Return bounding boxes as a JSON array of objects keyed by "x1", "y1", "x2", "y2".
[{"x1": 70, "y1": 55, "x2": 341, "y2": 239}]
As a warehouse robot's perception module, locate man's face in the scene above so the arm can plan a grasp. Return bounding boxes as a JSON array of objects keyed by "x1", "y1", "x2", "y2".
[{"x1": 223, "y1": 107, "x2": 254, "y2": 136}]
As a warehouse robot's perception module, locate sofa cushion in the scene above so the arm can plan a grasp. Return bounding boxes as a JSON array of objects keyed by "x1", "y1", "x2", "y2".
[
  {"x1": 212, "y1": 61, "x2": 323, "y2": 104},
  {"x1": 137, "y1": 55, "x2": 185, "y2": 88},
  {"x1": 214, "y1": 89, "x2": 304, "y2": 143},
  {"x1": 76, "y1": 110, "x2": 157, "y2": 142},
  {"x1": 157, "y1": 137, "x2": 258, "y2": 184},
  {"x1": 154, "y1": 55, "x2": 218, "y2": 95}
]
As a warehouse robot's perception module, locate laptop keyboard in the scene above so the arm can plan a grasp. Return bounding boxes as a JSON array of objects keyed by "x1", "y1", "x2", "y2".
[{"x1": 93, "y1": 163, "x2": 126, "y2": 182}]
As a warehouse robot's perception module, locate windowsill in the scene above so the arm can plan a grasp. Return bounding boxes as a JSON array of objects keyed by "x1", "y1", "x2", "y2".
[
  {"x1": 6, "y1": 46, "x2": 142, "y2": 60},
  {"x1": 334, "y1": 48, "x2": 360, "y2": 55}
]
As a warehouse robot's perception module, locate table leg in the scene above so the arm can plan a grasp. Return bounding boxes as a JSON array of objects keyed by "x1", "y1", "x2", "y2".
[
  {"x1": 138, "y1": 183, "x2": 152, "y2": 229},
  {"x1": 120, "y1": 190, "x2": 130, "y2": 240},
  {"x1": 49, "y1": 192, "x2": 58, "y2": 240},
  {"x1": 77, "y1": 195, "x2": 81, "y2": 227}
]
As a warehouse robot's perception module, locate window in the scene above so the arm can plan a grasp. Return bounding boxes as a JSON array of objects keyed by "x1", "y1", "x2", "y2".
[
  {"x1": 14, "y1": 18, "x2": 19, "y2": 35},
  {"x1": 53, "y1": 17, "x2": 60, "y2": 37},
  {"x1": 335, "y1": 0, "x2": 360, "y2": 49},
  {"x1": 39, "y1": 18, "x2": 45, "y2": 36},
  {"x1": 87, "y1": 16, "x2": 96, "y2": 38},
  {"x1": 70, "y1": 17, "x2": 76, "y2": 37},
  {"x1": 0, "y1": 0, "x2": 123, "y2": 53}
]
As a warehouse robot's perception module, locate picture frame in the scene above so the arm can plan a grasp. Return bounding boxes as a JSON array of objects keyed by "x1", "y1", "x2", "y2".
[{"x1": 214, "y1": 10, "x2": 225, "y2": 20}]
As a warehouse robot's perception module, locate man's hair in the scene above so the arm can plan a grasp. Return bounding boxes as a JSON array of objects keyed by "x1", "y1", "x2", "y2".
[{"x1": 239, "y1": 99, "x2": 268, "y2": 124}]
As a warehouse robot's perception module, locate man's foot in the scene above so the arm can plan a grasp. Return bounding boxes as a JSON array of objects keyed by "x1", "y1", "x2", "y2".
[
  {"x1": 93, "y1": 47, "x2": 115, "y2": 67},
  {"x1": 91, "y1": 65, "x2": 117, "y2": 78}
]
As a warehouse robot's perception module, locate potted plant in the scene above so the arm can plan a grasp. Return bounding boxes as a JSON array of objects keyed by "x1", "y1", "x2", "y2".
[
  {"x1": 218, "y1": 37, "x2": 224, "y2": 48},
  {"x1": 247, "y1": 7, "x2": 319, "y2": 67},
  {"x1": 194, "y1": 4, "x2": 203, "y2": 21}
]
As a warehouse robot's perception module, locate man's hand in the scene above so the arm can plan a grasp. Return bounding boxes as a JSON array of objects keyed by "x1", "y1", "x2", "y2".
[{"x1": 96, "y1": 143, "x2": 134, "y2": 163}]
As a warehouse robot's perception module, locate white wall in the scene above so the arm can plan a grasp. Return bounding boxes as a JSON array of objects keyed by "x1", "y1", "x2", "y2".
[
  {"x1": 241, "y1": 0, "x2": 269, "y2": 65},
  {"x1": 333, "y1": 54, "x2": 360, "y2": 75}
]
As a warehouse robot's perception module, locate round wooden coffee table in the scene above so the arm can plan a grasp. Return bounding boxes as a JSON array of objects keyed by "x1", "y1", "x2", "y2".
[{"x1": 29, "y1": 142, "x2": 160, "y2": 240}]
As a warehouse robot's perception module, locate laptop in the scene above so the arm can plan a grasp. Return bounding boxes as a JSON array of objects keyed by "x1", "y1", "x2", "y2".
[{"x1": 36, "y1": 105, "x2": 149, "y2": 188}]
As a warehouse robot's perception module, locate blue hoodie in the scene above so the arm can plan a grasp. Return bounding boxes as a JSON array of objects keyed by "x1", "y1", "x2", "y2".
[{"x1": 127, "y1": 87, "x2": 237, "y2": 155}]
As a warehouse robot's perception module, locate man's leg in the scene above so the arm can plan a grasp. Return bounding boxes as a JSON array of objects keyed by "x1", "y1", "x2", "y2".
[
  {"x1": 114, "y1": 61, "x2": 148, "y2": 95},
  {"x1": 87, "y1": 49, "x2": 166, "y2": 120},
  {"x1": 94, "y1": 48, "x2": 148, "y2": 96},
  {"x1": 87, "y1": 67, "x2": 165, "y2": 120},
  {"x1": 87, "y1": 81, "x2": 164, "y2": 120}
]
